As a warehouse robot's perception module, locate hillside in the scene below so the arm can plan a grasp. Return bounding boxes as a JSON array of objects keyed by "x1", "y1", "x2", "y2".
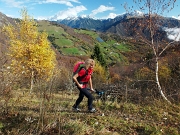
[
  {"x1": 0, "y1": 11, "x2": 180, "y2": 135},
  {"x1": 0, "y1": 12, "x2": 180, "y2": 87},
  {"x1": 37, "y1": 20, "x2": 145, "y2": 66},
  {"x1": 0, "y1": 12, "x2": 180, "y2": 80},
  {"x1": 0, "y1": 12, "x2": 145, "y2": 81},
  {"x1": 1, "y1": 12, "x2": 179, "y2": 67}
]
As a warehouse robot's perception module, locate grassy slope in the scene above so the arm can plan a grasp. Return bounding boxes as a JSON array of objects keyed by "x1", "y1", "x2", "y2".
[
  {"x1": 0, "y1": 89, "x2": 179, "y2": 135},
  {"x1": 37, "y1": 20, "x2": 133, "y2": 65}
]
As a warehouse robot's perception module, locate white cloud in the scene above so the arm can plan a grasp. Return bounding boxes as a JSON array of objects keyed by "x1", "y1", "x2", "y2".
[
  {"x1": 1, "y1": 0, "x2": 81, "y2": 8},
  {"x1": 49, "y1": 5, "x2": 87, "y2": 20},
  {"x1": 40, "y1": 0, "x2": 81, "y2": 7},
  {"x1": 106, "y1": 13, "x2": 117, "y2": 19},
  {"x1": 91, "y1": 5, "x2": 114, "y2": 16},
  {"x1": 69, "y1": 0, "x2": 80, "y2": 3},
  {"x1": 1, "y1": 0, "x2": 25, "y2": 8},
  {"x1": 40, "y1": 0, "x2": 72, "y2": 7},
  {"x1": 99, "y1": 13, "x2": 118, "y2": 19},
  {"x1": 164, "y1": 27, "x2": 180, "y2": 41}
]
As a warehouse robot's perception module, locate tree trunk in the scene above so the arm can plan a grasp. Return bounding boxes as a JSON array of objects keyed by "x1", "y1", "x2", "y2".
[
  {"x1": 155, "y1": 57, "x2": 171, "y2": 104},
  {"x1": 30, "y1": 70, "x2": 34, "y2": 93}
]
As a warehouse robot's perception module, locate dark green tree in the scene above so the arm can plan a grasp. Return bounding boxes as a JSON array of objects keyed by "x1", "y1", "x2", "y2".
[{"x1": 91, "y1": 44, "x2": 106, "y2": 67}]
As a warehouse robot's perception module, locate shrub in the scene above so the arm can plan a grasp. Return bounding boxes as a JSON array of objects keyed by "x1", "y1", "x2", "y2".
[{"x1": 92, "y1": 61, "x2": 107, "y2": 88}]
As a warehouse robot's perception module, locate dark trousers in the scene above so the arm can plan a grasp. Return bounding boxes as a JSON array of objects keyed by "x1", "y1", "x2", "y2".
[{"x1": 73, "y1": 87, "x2": 94, "y2": 110}]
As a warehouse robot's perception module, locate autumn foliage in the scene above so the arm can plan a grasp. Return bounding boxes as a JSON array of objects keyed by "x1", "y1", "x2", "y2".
[{"x1": 3, "y1": 10, "x2": 56, "y2": 89}]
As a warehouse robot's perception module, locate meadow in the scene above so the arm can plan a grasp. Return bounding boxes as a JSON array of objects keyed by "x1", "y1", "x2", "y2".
[{"x1": 0, "y1": 88, "x2": 179, "y2": 135}]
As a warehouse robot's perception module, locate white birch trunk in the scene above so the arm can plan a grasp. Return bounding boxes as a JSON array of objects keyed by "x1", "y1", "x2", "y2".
[{"x1": 155, "y1": 57, "x2": 171, "y2": 104}]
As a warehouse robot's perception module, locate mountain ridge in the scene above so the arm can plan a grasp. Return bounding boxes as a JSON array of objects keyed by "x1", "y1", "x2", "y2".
[{"x1": 55, "y1": 13, "x2": 180, "y2": 40}]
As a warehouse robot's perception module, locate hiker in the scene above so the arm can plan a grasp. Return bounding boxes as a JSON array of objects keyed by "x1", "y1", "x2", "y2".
[{"x1": 72, "y1": 58, "x2": 96, "y2": 113}]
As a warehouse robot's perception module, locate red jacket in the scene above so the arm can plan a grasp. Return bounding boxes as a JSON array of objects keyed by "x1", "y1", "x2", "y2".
[{"x1": 78, "y1": 68, "x2": 93, "y2": 88}]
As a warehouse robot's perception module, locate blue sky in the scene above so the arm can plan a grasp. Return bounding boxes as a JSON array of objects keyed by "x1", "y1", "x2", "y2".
[{"x1": 0, "y1": 0, "x2": 180, "y2": 20}]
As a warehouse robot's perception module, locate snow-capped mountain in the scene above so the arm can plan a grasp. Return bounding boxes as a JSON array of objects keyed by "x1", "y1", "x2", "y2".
[
  {"x1": 54, "y1": 12, "x2": 180, "y2": 41},
  {"x1": 55, "y1": 12, "x2": 140, "y2": 31}
]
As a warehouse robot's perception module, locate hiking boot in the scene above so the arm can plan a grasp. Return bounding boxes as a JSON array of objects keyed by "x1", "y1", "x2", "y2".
[
  {"x1": 72, "y1": 106, "x2": 81, "y2": 112},
  {"x1": 89, "y1": 108, "x2": 96, "y2": 113}
]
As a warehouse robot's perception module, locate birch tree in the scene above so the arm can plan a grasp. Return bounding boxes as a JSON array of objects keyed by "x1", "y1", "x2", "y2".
[
  {"x1": 3, "y1": 9, "x2": 56, "y2": 92},
  {"x1": 127, "y1": 0, "x2": 179, "y2": 103}
]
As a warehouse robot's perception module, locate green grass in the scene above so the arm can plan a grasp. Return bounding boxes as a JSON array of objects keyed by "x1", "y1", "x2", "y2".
[
  {"x1": 55, "y1": 37, "x2": 73, "y2": 46},
  {"x1": 106, "y1": 40, "x2": 117, "y2": 45},
  {"x1": 0, "y1": 89, "x2": 179, "y2": 135},
  {"x1": 61, "y1": 47, "x2": 86, "y2": 55},
  {"x1": 38, "y1": 21, "x2": 66, "y2": 35},
  {"x1": 99, "y1": 42, "x2": 109, "y2": 47},
  {"x1": 75, "y1": 29, "x2": 98, "y2": 38}
]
